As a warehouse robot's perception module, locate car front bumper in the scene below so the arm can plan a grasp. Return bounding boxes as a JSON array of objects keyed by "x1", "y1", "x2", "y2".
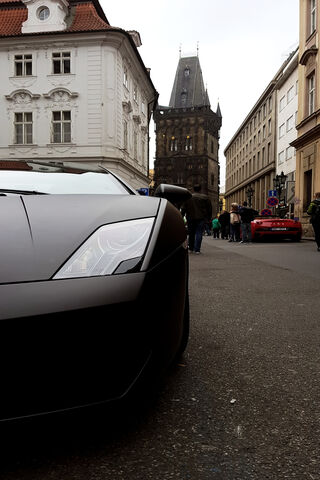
[{"x1": 0, "y1": 246, "x2": 188, "y2": 420}]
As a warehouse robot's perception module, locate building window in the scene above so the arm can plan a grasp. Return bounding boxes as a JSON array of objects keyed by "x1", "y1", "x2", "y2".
[
  {"x1": 286, "y1": 115, "x2": 294, "y2": 132},
  {"x1": 123, "y1": 67, "x2": 128, "y2": 89},
  {"x1": 133, "y1": 132, "x2": 137, "y2": 159},
  {"x1": 308, "y1": 73, "x2": 315, "y2": 115},
  {"x1": 311, "y1": 0, "x2": 316, "y2": 34},
  {"x1": 14, "y1": 54, "x2": 32, "y2": 76},
  {"x1": 278, "y1": 151, "x2": 285, "y2": 165},
  {"x1": 52, "y1": 52, "x2": 70, "y2": 74},
  {"x1": 123, "y1": 120, "x2": 128, "y2": 150},
  {"x1": 268, "y1": 119, "x2": 272, "y2": 135},
  {"x1": 52, "y1": 111, "x2": 71, "y2": 143},
  {"x1": 181, "y1": 91, "x2": 187, "y2": 105},
  {"x1": 142, "y1": 140, "x2": 145, "y2": 166},
  {"x1": 133, "y1": 84, "x2": 138, "y2": 103},
  {"x1": 14, "y1": 112, "x2": 33, "y2": 144},
  {"x1": 170, "y1": 137, "x2": 178, "y2": 151},
  {"x1": 37, "y1": 6, "x2": 50, "y2": 20},
  {"x1": 286, "y1": 146, "x2": 293, "y2": 160},
  {"x1": 185, "y1": 136, "x2": 192, "y2": 151},
  {"x1": 263, "y1": 103, "x2": 267, "y2": 118},
  {"x1": 141, "y1": 101, "x2": 146, "y2": 115},
  {"x1": 279, "y1": 123, "x2": 285, "y2": 138},
  {"x1": 279, "y1": 95, "x2": 286, "y2": 111},
  {"x1": 287, "y1": 86, "x2": 295, "y2": 103}
]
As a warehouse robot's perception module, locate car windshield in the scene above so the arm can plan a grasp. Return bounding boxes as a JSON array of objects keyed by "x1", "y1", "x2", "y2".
[{"x1": 0, "y1": 161, "x2": 134, "y2": 195}]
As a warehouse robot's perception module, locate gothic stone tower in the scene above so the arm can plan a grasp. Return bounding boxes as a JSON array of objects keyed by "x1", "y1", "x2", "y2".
[{"x1": 154, "y1": 55, "x2": 222, "y2": 213}]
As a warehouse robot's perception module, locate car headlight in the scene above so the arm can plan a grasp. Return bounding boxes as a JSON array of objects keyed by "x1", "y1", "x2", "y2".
[{"x1": 53, "y1": 218, "x2": 154, "y2": 279}]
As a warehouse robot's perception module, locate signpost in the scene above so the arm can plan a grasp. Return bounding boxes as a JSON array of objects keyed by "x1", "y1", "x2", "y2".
[
  {"x1": 268, "y1": 190, "x2": 277, "y2": 197},
  {"x1": 137, "y1": 187, "x2": 149, "y2": 196},
  {"x1": 260, "y1": 208, "x2": 272, "y2": 216},
  {"x1": 266, "y1": 196, "x2": 279, "y2": 207}
]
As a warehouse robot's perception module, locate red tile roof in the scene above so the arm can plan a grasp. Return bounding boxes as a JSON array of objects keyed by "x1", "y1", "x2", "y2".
[
  {"x1": 68, "y1": 3, "x2": 111, "y2": 32},
  {"x1": 0, "y1": 1, "x2": 112, "y2": 37},
  {"x1": 0, "y1": 7, "x2": 27, "y2": 36}
]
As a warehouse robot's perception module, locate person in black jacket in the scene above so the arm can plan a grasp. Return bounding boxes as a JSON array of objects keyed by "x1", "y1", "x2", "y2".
[
  {"x1": 218, "y1": 210, "x2": 230, "y2": 239},
  {"x1": 307, "y1": 192, "x2": 320, "y2": 251},
  {"x1": 239, "y1": 201, "x2": 258, "y2": 243},
  {"x1": 181, "y1": 184, "x2": 212, "y2": 254}
]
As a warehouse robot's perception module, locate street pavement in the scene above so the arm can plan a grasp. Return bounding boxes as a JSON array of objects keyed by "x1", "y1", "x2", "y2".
[{"x1": 1, "y1": 238, "x2": 320, "y2": 480}]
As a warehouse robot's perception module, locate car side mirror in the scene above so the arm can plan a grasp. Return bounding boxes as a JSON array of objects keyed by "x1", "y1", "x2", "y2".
[{"x1": 154, "y1": 184, "x2": 192, "y2": 206}]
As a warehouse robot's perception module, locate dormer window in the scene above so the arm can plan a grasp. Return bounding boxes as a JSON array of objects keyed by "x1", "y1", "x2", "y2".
[
  {"x1": 21, "y1": 0, "x2": 68, "y2": 34},
  {"x1": 37, "y1": 6, "x2": 50, "y2": 21}
]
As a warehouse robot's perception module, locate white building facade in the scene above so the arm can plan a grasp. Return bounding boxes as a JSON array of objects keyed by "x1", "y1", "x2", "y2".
[
  {"x1": 276, "y1": 50, "x2": 298, "y2": 214},
  {"x1": 0, "y1": 0, "x2": 158, "y2": 189}
]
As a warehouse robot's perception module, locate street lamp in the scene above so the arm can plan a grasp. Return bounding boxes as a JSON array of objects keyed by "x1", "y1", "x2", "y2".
[
  {"x1": 273, "y1": 171, "x2": 287, "y2": 216},
  {"x1": 245, "y1": 185, "x2": 254, "y2": 207}
]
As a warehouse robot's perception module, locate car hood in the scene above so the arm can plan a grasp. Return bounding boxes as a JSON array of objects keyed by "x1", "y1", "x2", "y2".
[{"x1": 0, "y1": 195, "x2": 160, "y2": 284}]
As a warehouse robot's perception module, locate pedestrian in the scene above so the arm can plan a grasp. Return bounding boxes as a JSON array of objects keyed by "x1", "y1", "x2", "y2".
[
  {"x1": 307, "y1": 192, "x2": 320, "y2": 251},
  {"x1": 239, "y1": 201, "x2": 258, "y2": 243},
  {"x1": 218, "y1": 210, "x2": 230, "y2": 239},
  {"x1": 181, "y1": 184, "x2": 212, "y2": 254},
  {"x1": 212, "y1": 216, "x2": 221, "y2": 238},
  {"x1": 204, "y1": 221, "x2": 212, "y2": 236},
  {"x1": 229, "y1": 203, "x2": 241, "y2": 242}
]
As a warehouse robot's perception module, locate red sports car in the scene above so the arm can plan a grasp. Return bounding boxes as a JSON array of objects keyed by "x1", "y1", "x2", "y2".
[{"x1": 251, "y1": 217, "x2": 302, "y2": 241}]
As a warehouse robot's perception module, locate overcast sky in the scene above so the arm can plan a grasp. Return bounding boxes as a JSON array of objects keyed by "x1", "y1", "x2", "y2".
[{"x1": 100, "y1": 0, "x2": 299, "y2": 187}]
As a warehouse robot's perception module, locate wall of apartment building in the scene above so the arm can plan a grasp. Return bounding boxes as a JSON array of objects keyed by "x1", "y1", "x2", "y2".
[
  {"x1": 292, "y1": 0, "x2": 320, "y2": 236},
  {"x1": 224, "y1": 87, "x2": 277, "y2": 213},
  {"x1": 276, "y1": 56, "x2": 298, "y2": 214},
  {"x1": 0, "y1": 31, "x2": 154, "y2": 189}
]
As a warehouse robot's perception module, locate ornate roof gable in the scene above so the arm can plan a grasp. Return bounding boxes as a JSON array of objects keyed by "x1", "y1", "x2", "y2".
[{"x1": 21, "y1": 0, "x2": 69, "y2": 33}]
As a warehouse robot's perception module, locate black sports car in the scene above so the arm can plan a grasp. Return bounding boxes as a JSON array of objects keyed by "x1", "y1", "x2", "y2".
[{"x1": 0, "y1": 161, "x2": 191, "y2": 421}]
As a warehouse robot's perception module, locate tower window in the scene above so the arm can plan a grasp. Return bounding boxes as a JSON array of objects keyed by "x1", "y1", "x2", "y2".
[
  {"x1": 170, "y1": 137, "x2": 178, "y2": 151},
  {"x1": 181, "y1": 91, "x2": 187, "y2": 105},
  {"x1": 185, "y1": 136, "x2": 192, "y2": 151},
  {"x1": 184, "y1": 67, "x2": 190, "y2": 77}
]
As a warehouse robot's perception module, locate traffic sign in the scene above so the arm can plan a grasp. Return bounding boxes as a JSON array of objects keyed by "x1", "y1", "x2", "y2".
[
  {"x1": 268, "y1": 190, "x2": 277, "y2": 197},
  {"x1": 266, "y1": 196, "x2": 279, "y2": 207},
  {"x1": 260, "y1": 208, "x2": 272, "y2": 216},
  {"x1": 137, "y1": 187, "x2": 149, "y2": 196}
]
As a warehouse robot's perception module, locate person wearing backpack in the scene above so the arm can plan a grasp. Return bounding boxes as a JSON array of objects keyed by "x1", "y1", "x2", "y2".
[
  {"x1": 307, "y1": 192, "x2": 320, "y2": 251},
  {"x1": 212, "y1": 216, "x2": 221, "y2": 238}
]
